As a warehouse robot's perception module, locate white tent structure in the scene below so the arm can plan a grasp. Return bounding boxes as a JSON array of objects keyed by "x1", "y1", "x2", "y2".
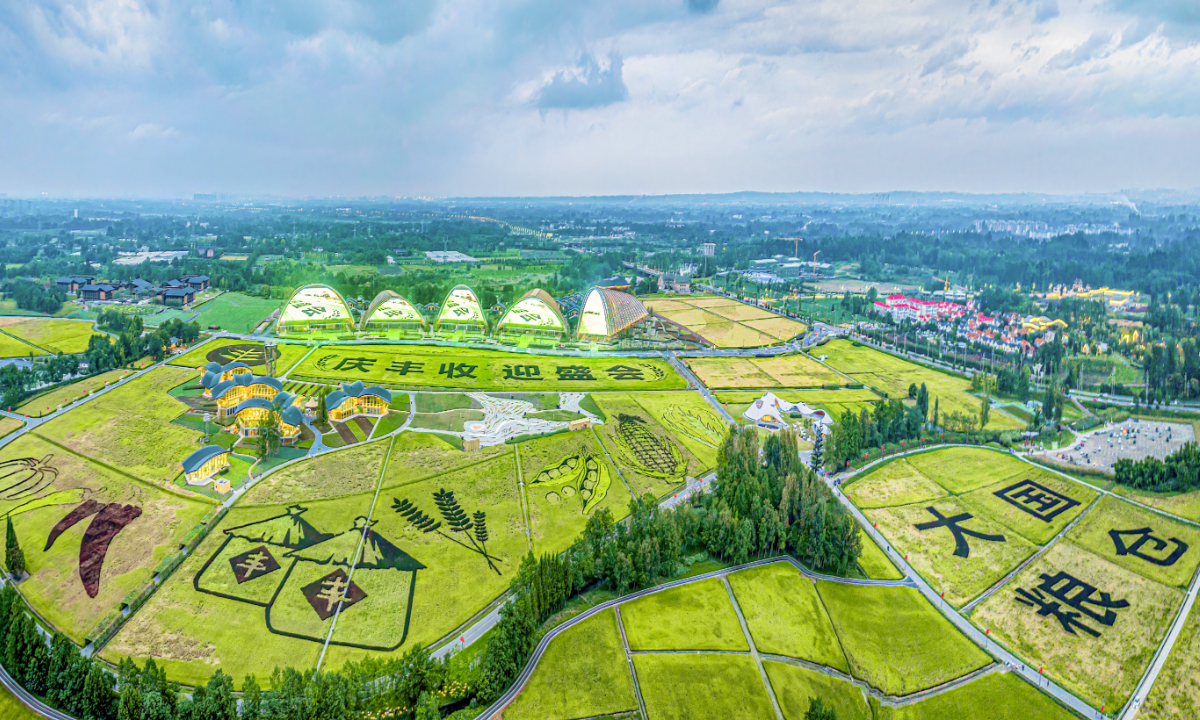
[{"x1": 742, "y1": 392, "x2": 833, "y2": 430}]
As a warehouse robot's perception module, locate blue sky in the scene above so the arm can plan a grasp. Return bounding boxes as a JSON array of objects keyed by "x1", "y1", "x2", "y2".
[{"x1": 1, "y1": 0, "x2": 1199, "y2": 197}]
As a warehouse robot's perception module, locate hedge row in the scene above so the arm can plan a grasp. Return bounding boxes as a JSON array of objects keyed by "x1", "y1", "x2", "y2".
[{"x1": 86, "y1": 609, "x2": 124, "y2": 646}]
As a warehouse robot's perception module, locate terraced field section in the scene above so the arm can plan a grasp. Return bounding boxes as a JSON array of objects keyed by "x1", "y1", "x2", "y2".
[
  {"x1": 643, "y1": 295, "x2": 806, "y2": 349},
  {"x1": 846, "y1": 448, "x2": 1098, "y2": 607},
  {"x1": 502, "y1": 560, "x2": 1079, "y2": 720},
  {"x1": 816, "y1": 339, "x2": 1025, "y2": 430},
  {"x1": 0, "y1": 317, "x2": 101, "y2": 354},
  {"x1": 290, "y1": 344, "x2": 684, "y2": 391}
]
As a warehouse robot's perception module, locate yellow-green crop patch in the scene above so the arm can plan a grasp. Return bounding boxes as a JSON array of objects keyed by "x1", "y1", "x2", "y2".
[
  {"x1": 687, "y1": 353, "x2": 844, "y2": 389},
  {"x1": 1066, "y1": 495, "x2": 1200, "y2": 588},
  {"x1": 866, "y1": 499, "x2": 1038, "y2": 607},
  {"x1": 239, "y1": 438, "x2": 391, "y2": 505},
  {"x1": 874, "y1": 671, "x2": 1080, "y2": 720},
  {"x1": 0, "y1": 317, "x2": 100, "y2": 354},
  {"x1": 817, "y1": 582, "x2": 991, "y2": 695},
  {"x1": 904, "y1": 447, "x2": 1031, "y2": 494},
  {"x1": 727, "y1": 563, "x2": 848, "y2": 671},
  {"x1": 504, "y1": 609, "x2": 637, "y2": 720},
  {"x1": 959, "y1": 470, "x2": 1097, "y2": 546},
  {"x1": 634, "y1": 653, "x2": 778, "y2": 720},
  {"x1": 290, "y1": 344, "x2": 684, "y2": 390},
  {"x1": 591, "y1": 393, "x2": 707, "y2": 499},
  {"x1": 1110, "y1": 484, "x2": 1200, "y2": 524},
  {"x1": 0, "y1": 331, "x2": 46, "y2": 358},
  {"x1": 620, "y1": 578, "x2": 748, "y2": 652},
  {"x1": 765, "y1": 662, "x2": 873, "y2": 720},
  {"x1": 818, "y1": 339, "x2": 1024, "y2": 430},
  {"x1": 844, "y1": 457, "x2": 949, "y2": 509},
  {"x1": 0, "y1": 434, "x2": 211, "y2": 644},
  {"x1": 1141, "y1": 594, "x2": 1200, "y2": 720},
  {"x1": 38, "y1": 366, "x2": 202, "y2": 489},
  {"x1": 169, "y1": 338, "x2": 310, "y2": 377},
  {"x1": 519, "y1": 431, "x2": 631, "y2": 557},
  {"x1": 0, "y1": 682, "x2": 43, "y2": 720},
  {"x1": 971, "y1": 540, "x2": 1181, "y2": 710},
  {"x1": 857, "y1": 529, "x2": 904, "y2": 580},
  {"x1": 16, "y1": 369, "x2": 131, "y2": 417}
]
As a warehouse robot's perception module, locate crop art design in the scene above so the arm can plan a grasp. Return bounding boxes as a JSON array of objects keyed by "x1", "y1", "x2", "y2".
[
  {"x1": 194, "y1": 505, "x2": 425, "y2": 650},
  {"x1": 394, "y1": 490, "x2": 502, "y2": 575},
  {"x1": 614, "y1": 414, "x2": 686, "y2": 479},
  {"x1": 0, "y1": 455, "x2": 59, "y2": 500},
  {"x1": 45, "y1": 499, "x2": 143, "y2": 598},
  {"x1": 530, "y1": 454, "x2": 612, "y2": 514}
]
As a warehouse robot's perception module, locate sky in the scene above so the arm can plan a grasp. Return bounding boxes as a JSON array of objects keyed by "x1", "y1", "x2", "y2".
[{"x1": 2, "y1": 0, "x2": 1200, "y2": 198}]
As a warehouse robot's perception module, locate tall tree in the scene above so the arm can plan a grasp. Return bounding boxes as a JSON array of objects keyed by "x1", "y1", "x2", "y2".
[{"x1": 5, "y1": 516, "x2": 25, "y2": 578}]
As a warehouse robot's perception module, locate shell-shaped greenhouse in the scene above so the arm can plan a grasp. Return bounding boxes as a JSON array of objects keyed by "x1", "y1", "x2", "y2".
[
  {"x1": 278, "y1": 284, "x2": 355, "y2": 334},
  {"x1": 435, "y1": 285, "x2": 487, "y2": 331},
  {"x1": 495, "y1": 289, "x2": 569, "y2": 337},
  {"x1": 360, "y1": 290, "x2": 428, "y2": 332},
  {"x1": 575, "y1": 287, "x2": 649, "y2": 341}
]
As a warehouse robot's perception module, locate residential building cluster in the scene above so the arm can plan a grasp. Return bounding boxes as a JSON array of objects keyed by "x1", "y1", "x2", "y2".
[
  {"x1": 873, "y1": 294, "x2": 1069, "y2": 356},
  {"x1": 56, "y1": 274, "x2": 210, "y2": 306},
  {"x1": 871, "y1": 294, "x2": 969, "y2": 323}
]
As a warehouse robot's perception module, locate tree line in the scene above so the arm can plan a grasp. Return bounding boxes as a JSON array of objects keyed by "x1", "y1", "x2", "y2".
[{"x1": 1114, "y1": 441, "x2": 1200, "y2": 493}]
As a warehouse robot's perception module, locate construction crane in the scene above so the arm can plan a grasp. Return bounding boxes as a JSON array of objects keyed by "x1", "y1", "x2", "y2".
[
  {"x1": 778, "y1": 237, "x2": 804, "y2": 256},
  {"x1": 932, "y1": 276, "x2": 950, "y2": 292}
]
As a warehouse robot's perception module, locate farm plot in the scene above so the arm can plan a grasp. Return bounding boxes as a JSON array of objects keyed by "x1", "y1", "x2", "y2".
[
  {"x1": 857, "y1": 529, "x2": 903, "y2": 580},
  {"x1": 192, "y1": 292, "x2": 280, "y2": 334},
  {"x1": 16, "y1": 369, "x2": 131, "y2": 417},
  {"x1": 620, "y1": 578, "x2": 748, "y2": 652},
  {"x1": 626, "y1": 391, "x2": 728, "y2": 470},
  {"x1": 170, "y1": 339, "x2": 310, "y2": 377},
  {"x1": 817, "y1": 582, "x2": 992, "y2": 695},
  {"x1": 503, "y1": 609, "x2": 637, "y2": 720},
  {"x1": 319, "y1": 452, "x2": 527, "y2": 670},
  {"x1": 818, "y1": 340, "x2": 1024, "y2": 430},
  {"x1": 904, "y1": 447, "x2": 1030, "y2": 494},
  {"x1": 37, "y1": 366, "x2": 204, "y2": 489},
  {"x1": 291, "y1": 345, "x2": 684, "y2": 391},
  {"x1": 0, "y1": 433, "x2": 212, "y2": 644},
  {"x1": 634, "y1": 653, "x2": 778, "y2": 720},
  {"x1": 971, "y1": 540, "x2": 1181, "y2": 710},
  {"x1": 865, "y1": 498, "x2": 1038, "y2": 607},
  {"x1": 727, "y1": 563, "x2": 848, "y2": 671},
  {"x1": 959, "y1": 469, "x2": 1098, "y2": 545},
  {"x1": 1066, "y1": 494, "x2": 1200, "y2": 588},
  {"x1": 874, "y1": 671, "x2": 1081, "y2": 720},
  {"x1": 0, "y1": 317, "x2": 100, "y2": 354},
  {"x1": 699, "y1": 322, "x2": 777, "y2": 349},
  {"x1": 742, "y1": 315, "x2": 807, "y2": 341},
  {"x1": 518, "y1": 431, "x2": 631, "y2": 557},
  {"x1": 104, "y1": 491, "x2": 379, "y2": 686},
  {"x1": 384, "y1": 431, "x2": 510, "y2": 487},
  {"x1": 765, "y1": 663, "x2": 873, "y2": 720},
  {"x1": 687, "y1": 353, "x2": 843, "y2": 389},
  {"x1": 590, "y1": 394, "x2": 711, "y2": 499},
  {"x1": 238, "y1": 438, "x2": 391, "y2": 505},
  {"x1": 706, "y1": 303, "x2": 776, "y2": 322},
  {"x1": 0, "y1": 332, "x2": 46, "y2": 358},
  {"x1": 1141, "y1": 594, "x2": 1200, "y2": 720},
  {"x1": 844, "y1": 458, "x2": 949, "y2": 509}
]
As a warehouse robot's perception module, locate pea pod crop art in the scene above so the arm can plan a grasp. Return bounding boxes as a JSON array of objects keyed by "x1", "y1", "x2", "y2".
[{"x1": 530, "y1": 454, "x2": 612, "y2": 514}]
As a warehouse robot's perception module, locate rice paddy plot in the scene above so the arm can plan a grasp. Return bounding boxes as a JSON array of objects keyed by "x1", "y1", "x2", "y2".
[
  {"x1": 817, "y1": 582, "x2": 991, "y2": 695},
  {"x1": 764, "y1": 662, "x2": 873, "y2": 720},
  {"x1": 706, "y1": 303, "x2": 776, "y2": 322},
  {"x1": 503, "y1": 609, "x2": 637, "y2": 720},
  {"x1": 844, "y1": 458, "x2": 949, "y2": 509},
  {"x1": 742, "y1": 316, "x2": 807, "y2": 340},
  {"x1": 1066, "y1": 494, "x2": 1200, "y2": 588},
  {"x1": 904, "y1": 447, "x2": 1030, "y2": 495},
  {"x1": 857, "y1": 529, "x2": 904, "y2": 580},
  {"x1": 0, "y1": 317, "x2": 100, "y2": 354},
  {"x1": 874, "y1": 670, "x2": 1081, "y2": 720},
  {"x1": 1140, "y1": 592, "x2": 1200, "y2": 720},
  {"x1": 688, "y1": 354, "x2": 842, "y2": 389},
  {"x1": 0, "y1": 682, "x2": 43, "y2": 720},
  {"x1": 625, "y1": 391, "x2": 728, "y2": 471},
  {"x1": 634, "y1": 653, "x2": 778, "y2": 720},
  {"x1": 620, "y1": 578, "x2": 748, "y2": 652},
  {"x1": 971, "y1": 540, "x2": 1181, "y2": 710},
  {"x1": 866, "y1": 499, "x2": 1038, "y2": 607},
  {"x1": 959, "y1": 469, "x2": 1097, "y2": 545},
  {"x1": 0, "y1": 331, "x2": 46, "y2": 358},
  {"x1": 591, "y1": 394, "x2": 697, "y2": 499},
  {"x1": 727, "y1": 563, "x2": 848, "y2": 670},
  {"x1": 170, "y1": 338, "x2": 309, "y2": 378},
  {"x1": 16, "y1": 369, "x2": 131, "y2": 417},
  {"x1": 239, "y1": 438, "x2": 391, "y2": 505}
]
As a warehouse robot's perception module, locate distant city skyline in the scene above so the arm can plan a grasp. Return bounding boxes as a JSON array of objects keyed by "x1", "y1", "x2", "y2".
[{"x1": 2, "y1": 0, "x2": 1200, "y2": 197}]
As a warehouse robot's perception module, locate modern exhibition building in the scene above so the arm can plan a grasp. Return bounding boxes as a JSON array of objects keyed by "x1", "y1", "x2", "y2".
[
  {"x1": 575, "y1": 287, "x2": 650, "y2": 342},
  {"x1": 494, "y1": 289, "x2": 570, "y2": 340},
  {"x1": 277, "y1": 284, "x2": 356, "y2": 335}
]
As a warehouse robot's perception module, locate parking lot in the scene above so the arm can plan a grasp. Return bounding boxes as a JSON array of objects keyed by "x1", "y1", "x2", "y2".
[{"x1": 1046, "y1": 418, "x2": 1195, "y2": 472}]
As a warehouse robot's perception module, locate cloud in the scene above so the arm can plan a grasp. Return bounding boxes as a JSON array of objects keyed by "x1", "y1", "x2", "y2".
[
  {"x1": 1046, "y1": 32, "x2": 1113, "y2": 70},
  {"x1": 1035, "y1": 0, "x2": 1060, "y2": 23},
  {"x1": 129, "y1": 123, "x2": 178, "y2": 140},
  {"x1": 535, "y1": 52, "x2": 628, "y2": 110},
  {"x1": 921, "y1": 40, "x2": 973, "y2": 76},
  {"x1": 688, "y1": 0, "x2": 719, "y2": 13}
]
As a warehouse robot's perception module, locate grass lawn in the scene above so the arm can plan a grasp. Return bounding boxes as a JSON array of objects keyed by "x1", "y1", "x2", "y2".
[
  {"x1": 634, "y1": 653, "x2": 777, "y2": 720},
  {"x1": 817, "y1": 582, "x2": 991, "y2": 695},
  {"x1": 192, "y1": 292, "x2": 280, "y2": 334},
  {"x1": 504, "y1": 609, "x2": 637, "y2": 720},
  {"x1": 818, "y1": 340, "x2": 1024, "y2": 431},
  {"x1": 414, "y1": 393, "x2": 479, "y2": 412},
  {"x1": 16, "y1": 370, "x2": 131, "y2": 417},
  {"x1": 844, "y1": 457, "x2": 949, "y2": 509},
  {"x1": 866, "y1": 499, "x2": 1038, "y2": 607},
  {"x1": 620, "y1": 578, "x2": 748, "y2": 651},
  {"x1": 319, "y1": 452, "x2": 527, "y2": 671},
  {"x1": 687, "y1": 354, "x2": 844, "y2": 389},
  {"x1": 38, "y1": 366, "x2": 203, "y2": 489},
  {"x1": 409, "y1": 409, "x2": 485, "y2": 433},
  {"x1": 519, "y1": 431, "x2": 632, "y2": 557},
  {"x1": 764, "y1": 662, "x2": 873, "y2": 720},
  {"x1": 875, "y1": 671, "x2": 1080, "y2": 720},
  {"x1": 239, "y1": 438, "x2": 391, "y2": 505},
  {"x1": 857, "y1": 529, "x2": 904, "y2": 580},
  {"x1": 1141, "y1": 591, "x2": 1200, "y2": 720},
  {"x1": 372, "y1": 410, "x2": 408, "y2": 437},
  {"x1": 291, "y1": 345, "x2": 685, "y2": 391},
  {"x1": 0, "y1": 317, "x2": 100, "y2": 354},
  {"x1": 727, "y1": 563, "x2": 848, "y2": 671},
  {"x1": 0, "y1": 683, "x2": 42, "y2": 720},
  {"x1": 1070, "y1": 497, "x2": 1200, "y2": 589},
  {"x1": 0, "y1": 433, "x2": 212, "y2": 644},
  {"x1": 0, "y1": 331, "x2": 46, "y2": 358},
  {"x1": 971, "y1": 540, "x2": 1181, "y2": 710}
]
